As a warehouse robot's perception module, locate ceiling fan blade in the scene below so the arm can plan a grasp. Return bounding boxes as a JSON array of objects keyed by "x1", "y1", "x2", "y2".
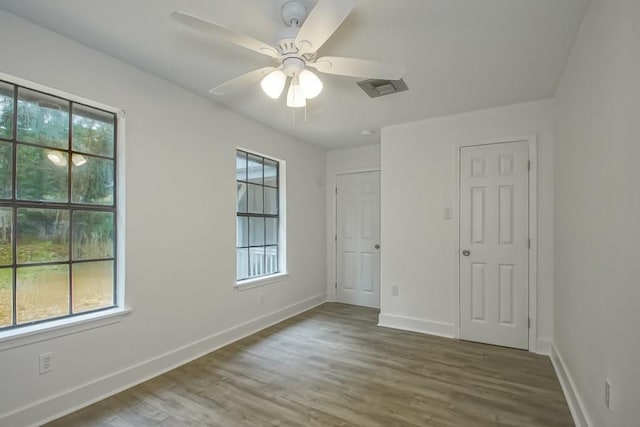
[
  {"x1": 309, "y1": 57, "x2": 405, "y2": 80},
  {"x1": 171, "y1": 11, "x2": 279, "y2": 59},
  {"x1": 295, "y1": 0, "x2": 357, "y2": 55},
  {"x1": 209, "y1": 67, "x2": 277, "y2": 95}
]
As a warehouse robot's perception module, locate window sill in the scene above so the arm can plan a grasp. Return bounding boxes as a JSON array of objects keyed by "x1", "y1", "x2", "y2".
[
  {"x1": 235, "y1": 272, "x2": 289, "y2": 291},
  {"x1": 0, "y1": 307, "x2": 132, "y2": 352}
]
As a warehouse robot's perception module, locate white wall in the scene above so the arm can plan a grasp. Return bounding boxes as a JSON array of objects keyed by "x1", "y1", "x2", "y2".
[
  {"x1": 553, "y1": 0, "x2": 640, "y2": 425},
  {"x1": 325, "y1": 145, "x2": 381, "y2": 300},
  {"x1": 0, "y1": 12, "x2": 326, "y2": 426},
  {"x1": 380, "y1": 100, "x2": 555, "y2": 349}
]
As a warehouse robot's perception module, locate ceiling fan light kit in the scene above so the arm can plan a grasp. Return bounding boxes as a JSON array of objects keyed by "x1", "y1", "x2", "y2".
[
  {"x1": 272, "y1": 55, "x2": 323, "y2": 107},
  {"x1": 286, "y1": 76, "x2": 307, "y2": 108},
  {"x1": 171, "y1": 0, "x2": 405, "y2": 110},
  {"x1": 261, "y1": 69, "x2": 287, "y2": 99},
  {"x1": 298, "y1": 69, "x2": 323, "y2": 99}
]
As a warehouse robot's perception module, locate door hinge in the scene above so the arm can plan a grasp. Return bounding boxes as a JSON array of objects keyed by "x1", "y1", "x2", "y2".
[
  {"x1": 334, "y1": 234, "x2": 337, "y2": 242},
  {"x1": 335, "y1": 187, "x2": 338, "y2": 194},
  {"x1": 528, "y1": 238, "x2": 531, "y2": 249},
  {"x1": 334, "y1": 282, "x2": 337, "y2": 289},
  {"x1": 528, "y1": 160, "x2": 531, "y2": 171},
  {"x1": 528, "y1": 317, "x2": 531, "y2": 329}
]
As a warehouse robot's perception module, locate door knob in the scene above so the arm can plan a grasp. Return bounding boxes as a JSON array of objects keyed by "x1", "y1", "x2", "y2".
[
  {"x1": 375, "y1": 244, "x2": 380, "y2": 249},
  {"x1": 462, "y1": 249, "x2": 470, "y2": 256}
]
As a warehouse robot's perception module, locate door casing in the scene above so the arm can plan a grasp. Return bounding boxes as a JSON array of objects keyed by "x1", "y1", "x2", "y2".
[{"x1": 453, "y1": 136, "x2": 538, "y2": 352}]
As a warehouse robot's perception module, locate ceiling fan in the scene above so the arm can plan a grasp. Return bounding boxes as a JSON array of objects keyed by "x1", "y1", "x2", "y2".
[{"x1": 171, "y1": 0, "x2": 405, "y2": 108}]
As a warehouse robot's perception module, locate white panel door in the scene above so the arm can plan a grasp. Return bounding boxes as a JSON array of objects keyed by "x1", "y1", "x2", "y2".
[
  {"x1": 460, "y1": 141, "x2": 529, "y2": 349},
  {"x1": 336, "y1": 171, "x2": 381, "y2": 308}
]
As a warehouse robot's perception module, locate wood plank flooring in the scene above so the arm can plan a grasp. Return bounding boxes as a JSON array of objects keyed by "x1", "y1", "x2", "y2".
[{"x1": 46, "y1": 303, "x2": 573, "y2": 426}]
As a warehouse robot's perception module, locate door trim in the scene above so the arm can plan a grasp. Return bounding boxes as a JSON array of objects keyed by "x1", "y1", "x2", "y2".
[
  {"x1": 332, "y1": 169, "x2": 381, "y2": 303},
  {"x1": 453, "y1": 135, "x2": 538, "y2": 352}
]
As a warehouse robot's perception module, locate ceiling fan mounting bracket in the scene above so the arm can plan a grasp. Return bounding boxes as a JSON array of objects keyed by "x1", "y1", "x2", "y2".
[{"x1": 281, "y1": 1, "x2": 307, "y2": 27}]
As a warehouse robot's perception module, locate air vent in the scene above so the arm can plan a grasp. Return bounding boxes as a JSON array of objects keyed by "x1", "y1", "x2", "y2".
[{"x1": 357, "y1": 78, "x2": 408, "y2": 98}]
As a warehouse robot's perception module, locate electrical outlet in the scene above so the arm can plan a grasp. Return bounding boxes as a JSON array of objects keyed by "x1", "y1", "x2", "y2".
[
  {"x1": 391, "y1": 285, "x2": 399, "y2": 296},
  {"x1": 605, "y1": 380, "x2": 611, "y2": 409},
  {"x1": 39, "y1": 352, "x2": 53, "y2": 375}
]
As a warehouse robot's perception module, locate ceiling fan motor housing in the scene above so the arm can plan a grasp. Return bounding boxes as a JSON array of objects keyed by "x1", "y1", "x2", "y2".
[
  {"x1": 273, "y1": 26, "x2": 299, "y2": 55},
  {"x1": 272, "y1": 22, "x2": 317, "y2": 63}
]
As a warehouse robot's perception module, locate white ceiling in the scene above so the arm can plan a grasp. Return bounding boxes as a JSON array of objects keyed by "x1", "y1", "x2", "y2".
[{"x1": 0, "y1": 0, "x2": 589, "y2": 149}]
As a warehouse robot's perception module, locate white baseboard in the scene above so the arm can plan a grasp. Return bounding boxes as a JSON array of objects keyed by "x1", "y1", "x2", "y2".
[
  {"x1": 378, "y1": 313, "x2": 455, "y2": 338},
  {"x1": 1, "y1": 293, "x2": 327, "y2": 427},
  {"x1": 535, "y1": 338, "x2": 552, "y2": 355},
  {"x1": 550, "y1": 343, "x2": 591, "y2": 427}
]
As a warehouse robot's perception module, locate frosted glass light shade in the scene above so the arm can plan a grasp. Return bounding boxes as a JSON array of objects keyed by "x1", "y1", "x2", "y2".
[
  {"x1": 260, "y1": 70, "x2": 286, "y2": 99},
  {"x1": 299, "y1": 69, "x2": 323, "y2": 99},
  {"x1": 286, "y1": 79, "x2": 306, "y2": 108}
]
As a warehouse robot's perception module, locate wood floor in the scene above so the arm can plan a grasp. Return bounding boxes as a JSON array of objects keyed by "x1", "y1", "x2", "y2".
[{"x1": 46, "y1": 303, "x2": 573, "y2": 427}]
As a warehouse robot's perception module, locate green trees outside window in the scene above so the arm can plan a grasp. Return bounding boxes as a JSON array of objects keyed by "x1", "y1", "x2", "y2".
[{"x1": 0, "y1": 80, "x2": 117, "y2": 329}]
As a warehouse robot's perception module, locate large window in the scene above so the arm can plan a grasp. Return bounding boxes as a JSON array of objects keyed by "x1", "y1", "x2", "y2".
[
  {"x1": 236, "y1": 149, "x2": 281, "y2": 281},
  {"x1": 0, "y1": 79, "x2": 117, "y2": 330}
]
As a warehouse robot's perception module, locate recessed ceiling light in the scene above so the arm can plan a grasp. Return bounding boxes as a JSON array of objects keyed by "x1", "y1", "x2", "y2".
[{"x1": 361, "y1": 130, "x2": 375, "y2": 136}]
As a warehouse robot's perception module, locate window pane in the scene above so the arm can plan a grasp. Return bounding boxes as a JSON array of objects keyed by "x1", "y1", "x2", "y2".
[
  {"x1": 237, "y1": 182, "x2": 247, "y2": 213},
  {"x1": 265, "y1": 187, "x2": 278, "y2": 215},
  {"x1": 72, "y1": 104, "x2": 115, "y2": 158},
  {"x1": 266, "y1": 218, "x2": 278, "y2": 245},
  {"x1": 237, "y1": 217, "x2": 248, "y2": 247},
  {"x1": 71, "y1": 155, "x2": 114, "y2": 205},
  {"x1": 236, "y1": 153, "x2": 280, "y2": 280},
  {"x1": 0, "y1": 268, "x2": 12, "y2": 328},
  {"x1": 236, "y1": 150, "x2": 247, "y2": 181},
  {"x1": 265, "y1": 246, "x2": 278, "y2": 275},
  {"x1": 17, "y1": 88, "x2": 69, "y2": 149},
  {"x1": 72, "y1": 211, "x2": 114, "y2": 260},
  {"x1": 16, "y1": 145, "x2": 68, "y2": 202},
  {"x1": 264, "y1": 159, "x2": 277, "y2": 187},
  {"x1": 0, "y1": 82, "x2": 14, "y2": 140},
  {"x1": 72, "y1": 260, "x2": 114, "y2": 313},
  {"x1": 249, "y1": 247, "x2": 265, "y2": 278},
  {"x1": 0, "y1": 208, "x2": 12, "y2": 266},
  {"x1": 0, "y1": 141, "x2": 12, "y2": 199},
  {"x1": 247, "y1": 154, "x2": 263, "y2": 184},
  {"x1": 236, "y1": 248, "x2": 248, "y2": 280},
  {"x1": 249, "y1": 217, "x2": 264, "y2": 246},
  {"x1": 248, "y1": 184, "x2": 263, "y2": 213},
  {"x1": 17, "y1": 208, "x2": 69, "y2": 264},
  {"x1": 16, "y1": 264, "x2": 69, "y2": 324}
]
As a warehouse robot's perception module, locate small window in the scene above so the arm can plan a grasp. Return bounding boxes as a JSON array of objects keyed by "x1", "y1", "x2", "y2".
[
  {"x1": 0, "y1": 80, "x2": 118, "y2": 330},
  {"x1": 236, "y1": 149, "x2": 281, "y2": 281}
]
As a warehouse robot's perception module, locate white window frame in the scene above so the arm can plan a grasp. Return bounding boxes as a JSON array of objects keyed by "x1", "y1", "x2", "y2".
[
  {"x1": 235, "y1": 148, "x2": 287, "y2": 291},
  {"x1": 0, "y1": 72, "x2": 128, "y2": 351}
]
